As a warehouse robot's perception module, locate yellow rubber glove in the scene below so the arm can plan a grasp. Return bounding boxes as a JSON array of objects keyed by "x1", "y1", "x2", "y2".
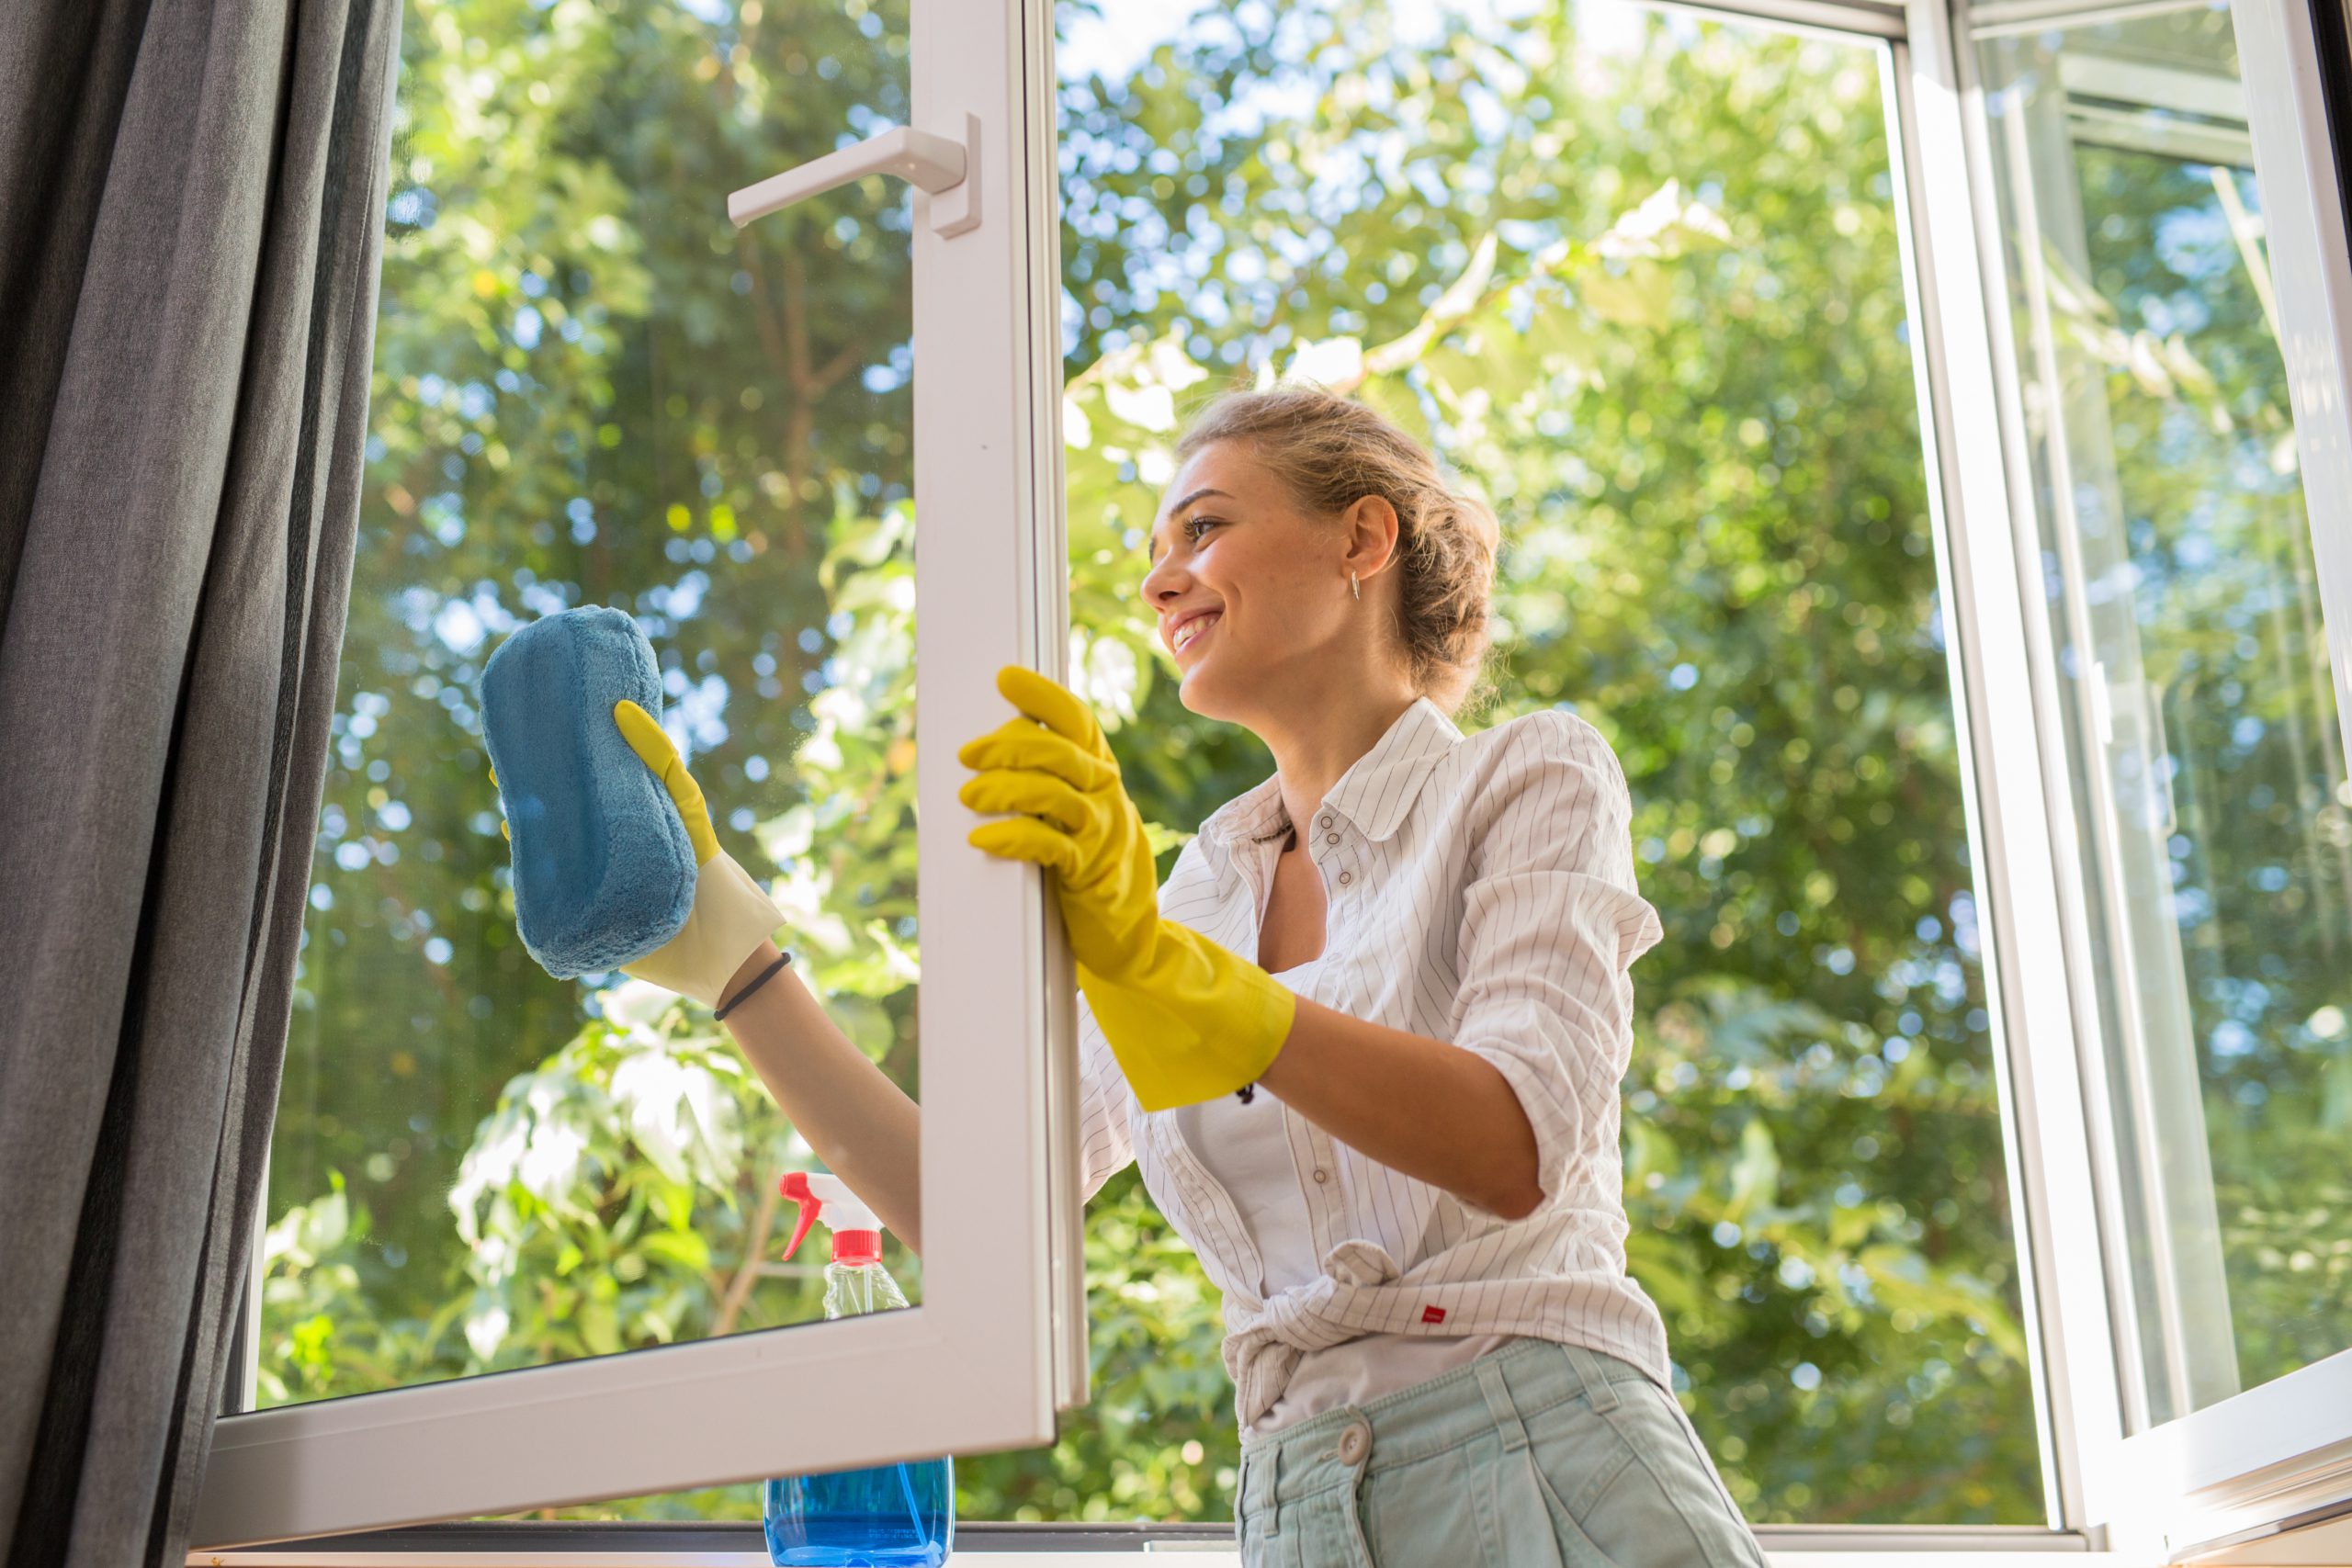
[
  {"x1": 957, "y1": 665, "x2": 1296, "y2": 1111},
  {"x1": 609, "y1": 700, "x2": 787, "y2": 1009},
  {"x1": 486, "y1": 716, "x2": 785, "y2": 1008}
]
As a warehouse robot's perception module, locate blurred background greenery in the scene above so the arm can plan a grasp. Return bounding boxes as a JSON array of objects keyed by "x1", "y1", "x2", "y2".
[{"x1": 258, "y1": 0, "x2": 2055, "y2": 1528}]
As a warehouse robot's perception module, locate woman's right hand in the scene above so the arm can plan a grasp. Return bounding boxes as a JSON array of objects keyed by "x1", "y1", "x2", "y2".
[
  {"x1": 490, "y1": 705, "x2": 785, "y2": 1008},
  {"x1": 605, "y1": 709, "x2": 923, "y2": 1252},
  {"x1": 608, "y1": 700, "x2": 786, "y2": 1009},
  {"x1": 490, "y1": 706, "x2": 922, "y2": 1247}
]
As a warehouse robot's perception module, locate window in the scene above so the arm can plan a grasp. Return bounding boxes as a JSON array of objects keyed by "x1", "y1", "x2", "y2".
[
  {"x1": 198, "y1": 0, "x2": 1075, "y2": 1545},
  {"x1": 1958, "y1": 0, "x2": 2352, "y2": 1551},
  {"x1": 1977, "y1": 0, "x2": 2351, "y2": 1429},
  {"x1": 198, "y1": 0, "x2": 2352, "y2": 1553},
  {"x1": 263, "y1": 0, "x2": 928, "y2": 1412}
]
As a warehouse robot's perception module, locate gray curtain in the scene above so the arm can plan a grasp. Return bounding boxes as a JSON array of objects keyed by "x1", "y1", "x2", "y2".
[{"x1": 0, "y1": 0, "x2": 400, "y2": 1561}]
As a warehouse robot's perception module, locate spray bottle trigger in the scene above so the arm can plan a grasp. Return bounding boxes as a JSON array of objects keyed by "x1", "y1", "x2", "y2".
[{"x1": 778, "y1": 1171, "x2": 820, "y2": 1261}]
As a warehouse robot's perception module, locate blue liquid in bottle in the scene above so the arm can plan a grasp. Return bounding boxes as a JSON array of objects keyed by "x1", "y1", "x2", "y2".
[
  {"x1": 763, "y1": 1179, "x2": 954, "y2": 1568},
  {"x1": 762, "y1": 1455, "x2": 953, "y2": 1567}
]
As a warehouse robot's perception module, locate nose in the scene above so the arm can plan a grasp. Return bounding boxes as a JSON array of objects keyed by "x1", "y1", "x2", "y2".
[{"x1": 1140, "y1": 547, "x2": 1188, "y2": 609}]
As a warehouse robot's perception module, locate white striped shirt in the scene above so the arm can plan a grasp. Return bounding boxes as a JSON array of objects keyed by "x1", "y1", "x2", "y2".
[{"x1": 1074, "y1": 694, "x2": 1672, "y2": 1432}]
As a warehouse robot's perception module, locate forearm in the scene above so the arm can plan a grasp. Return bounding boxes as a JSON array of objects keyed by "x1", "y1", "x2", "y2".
[
  {"x1": 718, "y1": 941, "x2": 926, "y2": 1253},
  {"x1": 1254, "y1": 997, "x2": 1544, "y2": 1220}
]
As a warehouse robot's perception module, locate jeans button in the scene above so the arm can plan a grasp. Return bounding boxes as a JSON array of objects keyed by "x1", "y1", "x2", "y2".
[{"x1": 1337, "y1": 1420, "x2": 1372, "y2": 1465}]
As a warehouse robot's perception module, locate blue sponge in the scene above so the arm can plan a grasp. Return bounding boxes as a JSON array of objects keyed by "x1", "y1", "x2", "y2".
[{"x1": 481, "y1": 606, "x2": 697, "y2": 978}]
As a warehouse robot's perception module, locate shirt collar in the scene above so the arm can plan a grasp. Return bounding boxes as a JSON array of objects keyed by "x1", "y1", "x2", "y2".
[{"x1": 1198, "y1": 695, "x2": 1462, "y2": 850}]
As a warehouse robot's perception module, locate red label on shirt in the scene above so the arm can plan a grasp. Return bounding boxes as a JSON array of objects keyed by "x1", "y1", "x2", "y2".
[{"x1": 1421, "y1": 1305, "x2": 1447, "y2": 1325}]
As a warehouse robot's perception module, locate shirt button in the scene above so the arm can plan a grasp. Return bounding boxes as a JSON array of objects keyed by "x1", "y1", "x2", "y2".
[
  {"x1": 1325, "y1": 832, "x2": 1340, "y2": 845},
  {"x1": 1313, "y1": 1168, "x2": 1329, "y2": 1183},
  {"x1": 1338, "y1": 871, "x2": 1351, "y2": 886},
  {"x1": 1319, "y1": 815, "x2": 1332, "y2": 829},
  {"x1": 1337, "y1": 1421, "x2": 1372, "y2": 1465}
]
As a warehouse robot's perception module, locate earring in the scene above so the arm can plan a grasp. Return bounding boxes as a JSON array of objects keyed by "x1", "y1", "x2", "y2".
[{"x1": 1349, "y1": 570, "x2": 1361, "y2": 601}]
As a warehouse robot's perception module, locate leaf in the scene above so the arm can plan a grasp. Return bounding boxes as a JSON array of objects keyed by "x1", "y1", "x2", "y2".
[
  {"x1": 1104, "y1": 379, "x2": 1178, "y2": 433},
  {"x1": 578, "y1": 1298, "x2": 622, "y2": 1358},
  {"x1": 1523, "y1": 301, "x2": 1596, "y2": 381},
  {"x1": 2324, "y1": 1052, "x2": 2352, "y2": 1132},
  {"x1": 638, "y1": 1228, "x2": 713, "y2": 1274},
  {"x1": 1578, "y1": 261, "x2": 1675, "y2": 330},
  {"x1": 1286, "y1": 335, "x2": 1364, "y2": 389},
  {"x1": 1725, "y1": 1117, "x2": 1781, "y2": 1221}
]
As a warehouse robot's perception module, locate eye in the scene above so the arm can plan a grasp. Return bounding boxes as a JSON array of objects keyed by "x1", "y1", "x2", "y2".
[{"x1": 1184, "y1": 514, "x2": 1225, "y2": 542}]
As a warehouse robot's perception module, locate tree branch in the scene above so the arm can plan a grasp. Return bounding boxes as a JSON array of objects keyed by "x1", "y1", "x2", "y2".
[{"x1": 712, "y1": 1168, "x2": 784, "y2": 1337}]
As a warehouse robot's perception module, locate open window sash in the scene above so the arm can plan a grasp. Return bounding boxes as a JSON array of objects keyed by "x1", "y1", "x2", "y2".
[
  {"x1": 2103, "y1": 0, "x2": 2352, "y2": 1547},
  {"x1": 191, "y1": 0, "x2": 1080, "y2": 1547},
  {"x1": 1922, "y1": 0, "x2": 2352, "y2": 1550}
]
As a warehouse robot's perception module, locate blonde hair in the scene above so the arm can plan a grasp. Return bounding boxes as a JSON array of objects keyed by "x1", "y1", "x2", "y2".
[{"x1": 1175, "y1": 384, "x2": 1502, "y2": 718}]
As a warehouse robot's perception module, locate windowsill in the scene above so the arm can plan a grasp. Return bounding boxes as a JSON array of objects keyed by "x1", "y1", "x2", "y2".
[
  {"x1": 190, "y1": 1522, "x2": 2115, "y2": 1566},
  {"x1": 192, "y1": 1557, "x2": 2120, "y2": 1568}
]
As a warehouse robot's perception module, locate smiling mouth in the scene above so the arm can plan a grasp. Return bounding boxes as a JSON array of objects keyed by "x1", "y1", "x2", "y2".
[{"x1": 1172, "y1": 612, "x2": 1222, "y2": 655}]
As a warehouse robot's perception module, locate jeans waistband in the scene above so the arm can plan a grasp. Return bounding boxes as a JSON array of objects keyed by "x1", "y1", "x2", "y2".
[{"x1": 1235, "y1": 1338, "x2": 1655, "y2": 1517}]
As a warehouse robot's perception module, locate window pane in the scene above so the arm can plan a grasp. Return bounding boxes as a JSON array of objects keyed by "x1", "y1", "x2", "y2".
[
  {"x1": 1978, "y1": 0, "x2": 2352, "y2": 1424},
  {"x1": 260, "y1": 0, "x2": 920, "y2": 1407},
  {"x1": 977, "y1": 0, "x2": 2037, "y2": 1528}
]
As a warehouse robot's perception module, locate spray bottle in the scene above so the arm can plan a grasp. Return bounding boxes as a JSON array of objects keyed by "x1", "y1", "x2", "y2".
[{"x1": 762, "y1": 1172, "x2": 954, "y2": 1567}]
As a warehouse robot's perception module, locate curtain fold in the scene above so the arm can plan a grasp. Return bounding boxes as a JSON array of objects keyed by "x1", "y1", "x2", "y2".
[{"x1": 0, "y1": 0, "x2": 400, "y2": 1561}]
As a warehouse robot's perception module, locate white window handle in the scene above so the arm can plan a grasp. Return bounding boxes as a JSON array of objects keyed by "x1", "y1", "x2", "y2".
[{"x1": 728, "y1": 114, "x2": 980, "y2": 238}]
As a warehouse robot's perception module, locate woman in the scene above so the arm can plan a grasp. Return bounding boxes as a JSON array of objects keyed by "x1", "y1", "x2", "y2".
[{"x1": 588, "y1": 386, "x2": 1765, "y2": 1565}]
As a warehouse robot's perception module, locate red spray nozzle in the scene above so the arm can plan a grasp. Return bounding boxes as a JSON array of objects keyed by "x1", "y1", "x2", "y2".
[
  {"x1": 778, "y1": 1170, "x2": 884, "y2": 1262},
  {"x1": 779, "y1": 1171, "x2": 821, "y2": 1261}
]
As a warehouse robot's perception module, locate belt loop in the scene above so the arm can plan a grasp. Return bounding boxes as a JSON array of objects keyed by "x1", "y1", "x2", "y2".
[
  {"x1": 1475, "y1": 1358, "x2": 1532, "y2": 1454},
  {"x1": 1558, "y1": 1342, "x2": 1622, "y2": 1415},
  {"x1": 1233, "y1": 1450, "x2": 1248, "y2": 1557},
  {"x1": 1266, "y1": 1439, "x2": 1283, "y2": 1536}
]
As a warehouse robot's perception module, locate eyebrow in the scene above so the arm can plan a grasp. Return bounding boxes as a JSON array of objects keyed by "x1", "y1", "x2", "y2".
[{"x1": 1147, "y1": 488, "x2": 1236, "y2": 566}]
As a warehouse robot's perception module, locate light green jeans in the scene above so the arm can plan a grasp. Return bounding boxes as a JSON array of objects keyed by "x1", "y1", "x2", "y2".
[{"x1": 1234, "y1": 1338, "x2": 1767, "y2": 1567}]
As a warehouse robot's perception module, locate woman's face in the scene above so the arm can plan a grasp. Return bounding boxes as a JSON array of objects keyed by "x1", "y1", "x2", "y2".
[{"x1": 1140, "y1": 440, "x2": 1363, "y2": 725}]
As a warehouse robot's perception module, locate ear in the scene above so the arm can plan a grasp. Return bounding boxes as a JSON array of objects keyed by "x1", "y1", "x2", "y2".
[{"x1": 1340, "y1": 493, "x2": 1401, "y2": 581}]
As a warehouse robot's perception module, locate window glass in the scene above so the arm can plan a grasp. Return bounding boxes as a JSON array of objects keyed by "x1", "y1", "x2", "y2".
[
  {"x1": 1024, "y1": 0, "x2": 2038, "y2": 1526},
  {"x1": 269, "y1": 0, "x2": 2045, "y2": 1532},
  {"x1": 1977, "y1": 0, "x2": 2352, "y2": 1424},
  {"x1": 261, "y1": 0, "x2": 920, "y2": 1406}
]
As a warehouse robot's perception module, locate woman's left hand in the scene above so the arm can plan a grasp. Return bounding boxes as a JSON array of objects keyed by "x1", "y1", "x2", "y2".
[
  {"x1": 956, "y1": 664, "x2": 1296, "y2": 1111},
  {"x1": 955, "y1": 664, "x2": 1162, "y2": 978}
]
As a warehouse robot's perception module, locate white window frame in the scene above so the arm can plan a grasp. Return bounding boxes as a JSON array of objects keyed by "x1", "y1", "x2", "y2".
[
  {"x1": 2097, "y1": 0, "x2": 2352, "y2": 1546},
  {"x1": 192, "y1": 0, "x2": 2352, "y2": 1553},
  {"x1": 1916, "y1": 0, "x2": 2352, "y2": 1552},
  {"x1": 191, "y1": 0, "x2": 1082, "y2": 1547}
]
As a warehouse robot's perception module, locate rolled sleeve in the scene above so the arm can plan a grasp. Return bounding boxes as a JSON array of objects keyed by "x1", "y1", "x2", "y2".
[{"x1": 1448, "y1": 712, "x2": 1662, "y2": 1215}]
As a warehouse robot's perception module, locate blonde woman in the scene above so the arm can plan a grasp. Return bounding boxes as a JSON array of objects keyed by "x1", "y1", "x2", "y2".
[{"x1": 593, "y1": 386, "x2": 1767, "y2": 1565}]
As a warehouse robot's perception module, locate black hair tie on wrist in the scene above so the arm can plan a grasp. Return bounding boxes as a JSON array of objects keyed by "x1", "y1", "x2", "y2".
[{"x1": 713, "y1": 950, "x2": 793, "y2": 1021}]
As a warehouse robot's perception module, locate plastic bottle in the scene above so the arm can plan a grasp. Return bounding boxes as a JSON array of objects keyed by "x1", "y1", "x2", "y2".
[{"x1": 763, "y1": 1172, "x2": 954, "y2": 1567}]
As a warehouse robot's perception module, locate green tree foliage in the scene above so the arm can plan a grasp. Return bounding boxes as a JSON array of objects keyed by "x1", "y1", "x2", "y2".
[{"x1": 262, "y1": 0, "x2": 2051, "y2": 1529}]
